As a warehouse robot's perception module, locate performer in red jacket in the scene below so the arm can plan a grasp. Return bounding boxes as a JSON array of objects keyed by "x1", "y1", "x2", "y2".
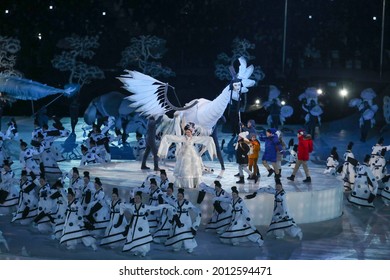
[{"x1": 287, "y1": 129, "x2": 313, "y2": 183}]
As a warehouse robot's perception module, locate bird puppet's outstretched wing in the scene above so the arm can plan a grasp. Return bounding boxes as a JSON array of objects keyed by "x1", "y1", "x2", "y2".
[{"x1": 117, "y1": 70, "x2": 170, "y2": 118}]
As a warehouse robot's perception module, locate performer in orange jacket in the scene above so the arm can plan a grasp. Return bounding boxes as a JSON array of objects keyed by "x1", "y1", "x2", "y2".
[{"x1": 247, "y1": 133, "x2": 260, "y2": 180}]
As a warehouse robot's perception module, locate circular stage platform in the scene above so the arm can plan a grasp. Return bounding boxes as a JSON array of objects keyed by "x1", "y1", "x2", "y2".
[{"x1": 66, "y1": 159, "x2": 344, "y2": 226}]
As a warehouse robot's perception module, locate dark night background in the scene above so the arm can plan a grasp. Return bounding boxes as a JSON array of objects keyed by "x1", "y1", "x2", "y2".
[{"x1": 0, "y1": 0, "x2": 389, "y2": 126}]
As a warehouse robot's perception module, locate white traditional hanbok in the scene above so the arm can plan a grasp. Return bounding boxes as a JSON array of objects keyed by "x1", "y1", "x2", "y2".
[
  {"x1": 159, "y1": 178, "x2": 170, "y2": 192},
  {"x1": 120, "y1": 201, "x2": 169, "y2": 256},
  {"x1": 37, "y1": 138, "x2": 63, "y2": 185},
  {"x1": 368, "y1": 148, "x2": 387, "y2": 196},
  {"x1": 158, "y1": 134, "x2": 216, "y2": 188},
  {"x1": 51, "y1": 187, "x2": 68, "y2": 240},
  {"x1": 324, "y1": 155, "x2": 339, "y2": 175},
  {"x1": 341, "y1": 148, "x2": 356, "y2": 190},
  {"x1": 136, "y1": 183, "x2": 164, "y2": 234},
  {"x1": 165, "y1": 197, "x2": 201, "y2": 253},
  {"x1": 199, "y1": 182, "x2": 232, "y2": 234},
  {"x1": 85, "y1": 187, "x2": 110, "y2": 237},
  {"x1": 379, "y1": 176, "x2": 390, "y2": 206},
  {"x1": 42, "y1": 127, "x2": 70, "y2": 162},
  {"x1": 100, "y1": 198, "x2": 127, "y2": 248},
  {"x1": 65, "y1": 170, "x2": 84, "y2": 200},
  {"x1": 153, "y1": 191, "x2": 176, "y2": 244},
  {"x1": 12, "y1": 175, "x2": 38, "y2": 225},
  {"x1": 60, "y1": 196, "x2": 97, "y2": 250},
  {"x1": 19, "y1": 145, "x2": 41, "y2": 176},
  {"x1": 251, "y1": 186, "x2": 302, "y2": 240},
  {"x1": 34, "y1": 181, "x2": 56, "y2": 233},
  {"x1": 347, "y1": 162, "x2": 378, "y2": 208},
  {"x1": 79, "y1": 148, "x2": 104, "y2": 166},
  {"x1": 80, "y1": 179, "x2": 95, "y2": 212},
  {"x1": 0, "y1": 167, "x2": 20, "y2": 214},
  {"x1": 219, "y1": 190, "x2": 263, "y2": 247}
]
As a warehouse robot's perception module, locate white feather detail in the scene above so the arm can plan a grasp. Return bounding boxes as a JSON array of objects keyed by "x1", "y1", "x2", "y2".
[
  {"x1": 241, "y1": 79, "x2": 255, "y2": 88},
  {"x1": 118, "y1": 70, "x2": 168, "y2": 118}
]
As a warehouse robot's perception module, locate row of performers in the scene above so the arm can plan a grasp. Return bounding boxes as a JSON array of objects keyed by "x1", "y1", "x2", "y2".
[
  {"x1": 323, "y1": 138, "x2": 390, "y2": 208},
  {"x1": 0, "y1": 165, "x2": 302, "y2": 256}
]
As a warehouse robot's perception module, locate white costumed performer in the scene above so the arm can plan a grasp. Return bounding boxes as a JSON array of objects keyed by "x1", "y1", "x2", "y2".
[{"x1": 158, "y1": 123, "x2": 216, "y2": 189}]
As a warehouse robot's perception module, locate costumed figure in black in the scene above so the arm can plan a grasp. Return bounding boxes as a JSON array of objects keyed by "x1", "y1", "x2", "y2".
[
  {"x1": 141, "y1": 116, "x2": 160, "y2": 171},
  {"x1": 298, "y1": 87, "x2": 323, "y2": 139},
  {"x1": 263, "y1": 85, "x2": 294, "y2": 130},
  {"x1": 348, "y1": 88, "x2": 378, "y2": 142},
  {"x1": 234, "y1": 131, "x2": 258, "y2": 184}
]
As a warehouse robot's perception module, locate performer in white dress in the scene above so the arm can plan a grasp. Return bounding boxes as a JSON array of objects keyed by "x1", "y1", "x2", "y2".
[
  {"x1": 50, "y1": 180, "x2": 68, "y2": 240},
  {"x1": 19, "y1": 139, "x2": 41, "y2": 177},
  {"x1": 153, "y1": 182, "x2": 176, "y2": 244},
  {"x1": 100, "y1": 188, "x2": 127, "y2": 248},
  {"x1": 12, "y1": 170, "x2": 38, "y2": 224},
  {"x1": 159, "y1": 169, "x2": 170, "y2": 191},
  {"x1": 324, "y1": 147, "x2": 339, "y2": 175},
  {"x1": 33, "y1": 175, "x2": 56, "y2": 233},
  {"x1": 60, "y1": 188, "x2": 97, "y2": 250},
  {"x1": 0, "y1": 160, "x2": 20, "y2": 215},
  {"x1": 198, "y1": 181, "x2": 232, "y2": 234},
  {"x1": 340, "y1": 142, "x2": 357, "y2": 191},
  {"x1": 80, "y1": 171, "x2": 95, "y2": 212},
  {"x1": 380, "y1": 175, "x2": 390, "y2": 206},
  {"x1": 158, "y1": 123, "x2": 216, "y2": 188},
  {"x1": 84, "y1": 178, "x2": 110, "y2": 237},
  {"x1": 347, "y1": 155, "x2": 379, "y2": 208},
  {"x1": 120, "y1": 191, "x2": 170, "y2": 256},
  {"x1": 36, "y1": 132, "x2": 63, "y2": 185},
  {"x1": 165, "y1": 188, "x2": 201, "y2": 253},
  {"x1": 219, "y1": 186, "x2": 264, "y2": 247},
  {"x1": 136, "y1": 177, "x2": 164, "y2": 234},
  {"x1": 246, "y1": 183, "x2": 303, "y2": 240}
]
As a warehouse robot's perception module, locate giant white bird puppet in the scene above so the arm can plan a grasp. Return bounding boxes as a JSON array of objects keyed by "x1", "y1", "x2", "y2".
[{"x1": 117, "y1": 57, "x2": 257, "y2": 170}]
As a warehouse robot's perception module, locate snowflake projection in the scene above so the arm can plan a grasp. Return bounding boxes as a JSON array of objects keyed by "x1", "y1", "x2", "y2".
[
  {"x1": 0, "y1": 35, "x2": 22, "y2": 77},
  {"x1": 214, "y1": 37, "x2": 265, "y2": 83},
  {"x1": 118, "y1": 35, "x2": 175, "y2": 78},
  {"x1": 0, "y1": 35, "x2": 23, "y2": 104},
  {"x1": 51, "y1": 34, "x2": 104, "y2": 88}
]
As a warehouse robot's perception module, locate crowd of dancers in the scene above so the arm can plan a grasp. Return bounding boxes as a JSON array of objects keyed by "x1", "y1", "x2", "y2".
[{"x1": 0, "y1": 114, "x2": 389, "y2": 256}]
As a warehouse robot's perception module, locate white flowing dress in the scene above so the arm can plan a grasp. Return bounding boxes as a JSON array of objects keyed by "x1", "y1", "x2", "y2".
[{"x1": 158, "y1": 134, "x2": 216, "y2": 188}]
